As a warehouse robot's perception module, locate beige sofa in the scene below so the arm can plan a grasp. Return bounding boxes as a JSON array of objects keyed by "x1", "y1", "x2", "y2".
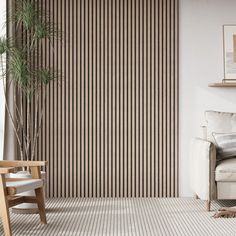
[{"x1": 192, "y1": 111, "x2": 236, "y2": 211}]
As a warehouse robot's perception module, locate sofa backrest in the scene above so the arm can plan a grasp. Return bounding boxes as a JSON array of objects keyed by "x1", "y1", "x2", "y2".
[{"x1": 205, "y1": 111, "x2": 236, "y2": 144}]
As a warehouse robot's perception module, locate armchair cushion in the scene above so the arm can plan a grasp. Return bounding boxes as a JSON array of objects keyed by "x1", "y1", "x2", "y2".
[
  {"x1": 215, "y1": 158, "x2": 236, "y2": 182},
  {"x1": 6, "y1": 178, "x2": 43, "y2": 195},
  {"x1": 205, "y1": 111, "x2": 236, "y2": 144},
  {"x1": 212, "y1": 132, "x2": 236, "y2": 160}
]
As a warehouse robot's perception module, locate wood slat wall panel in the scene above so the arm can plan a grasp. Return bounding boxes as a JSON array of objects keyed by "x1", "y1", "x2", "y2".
[{"x1": 20, "y1": 0, "x2": 179, "y2": 197}]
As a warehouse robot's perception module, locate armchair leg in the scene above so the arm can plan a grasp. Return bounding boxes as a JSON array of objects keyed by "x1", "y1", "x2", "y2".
[
  {"x1": 206, "y1": 200, "x2": 211, "y2": 212},
  {"x1": 0, "y1": 205, "x2": 12, "y2": 236},
  {"x1": 35, "y1": 187, "x2": 47, "y2": 224},
  {"x1": 0, "y1": 175, "x2": 12, "y2": 236}
]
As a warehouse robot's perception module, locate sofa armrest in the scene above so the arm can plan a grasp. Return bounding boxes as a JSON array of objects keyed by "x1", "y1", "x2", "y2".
[{"x1": 191, "y1": 138, "x2": 217, "y2": 201}]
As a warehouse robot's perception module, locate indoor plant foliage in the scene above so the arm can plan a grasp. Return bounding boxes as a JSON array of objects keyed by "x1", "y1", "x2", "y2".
[{"x1": 0, "y1": 0, "x2": 61, "y2": 162}]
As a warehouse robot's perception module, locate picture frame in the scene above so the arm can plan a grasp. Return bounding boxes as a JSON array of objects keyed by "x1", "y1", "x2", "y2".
[{"x1": 223, "y1": 25, "x2": 236, "y2": 81}]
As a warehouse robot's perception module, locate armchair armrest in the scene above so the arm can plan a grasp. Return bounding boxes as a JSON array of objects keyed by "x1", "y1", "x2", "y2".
[
  {"x1": 191, "y1": 138, "x2": 217, "y2": 201},
  {"x1": 0, "y1": 161, "x2": 48, "y2": 168},
  {"x1": 0, "y1": 167, "x2": 15, "y2": 174}
]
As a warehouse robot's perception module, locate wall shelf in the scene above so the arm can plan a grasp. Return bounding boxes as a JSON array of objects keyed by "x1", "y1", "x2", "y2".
[{"x1": 208, "y1": 82, "x2": 236, "y2": 87}]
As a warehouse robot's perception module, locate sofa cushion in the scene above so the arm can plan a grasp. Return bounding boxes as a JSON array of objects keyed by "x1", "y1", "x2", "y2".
[
  {"x1": 215, "y1": 158, "x2": 236, "y2": 182},
  {"x1": 205, "y1": 111, "x2": 236, "y2": 144},
  {"x1": 212, "y1": 132, "x2": 236, "y2": 160}
]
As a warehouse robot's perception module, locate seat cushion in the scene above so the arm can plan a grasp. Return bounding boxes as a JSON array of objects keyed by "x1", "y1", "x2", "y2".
[
  {"x1": 6, "y1": 178, "x2": 43, "y2": 195},
  {"x1": 205, "y1": 111, "x2": 236, "y2": 144},
  {"x1": 212, "y1": 132, "x2": 236, "y2": 160},
  {"x1": 215, "y1": 158, "x2": 236, "y2": 182}
]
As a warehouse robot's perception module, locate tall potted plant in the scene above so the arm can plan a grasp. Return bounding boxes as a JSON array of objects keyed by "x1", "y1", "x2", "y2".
[{"x1": 0, "y1": 0, "x2": 61, "y2": 213}]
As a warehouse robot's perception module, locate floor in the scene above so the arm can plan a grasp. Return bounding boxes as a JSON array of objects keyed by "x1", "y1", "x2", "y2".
[{"x1": 1, "y1": 198, "x2": 236, "y2": 236}]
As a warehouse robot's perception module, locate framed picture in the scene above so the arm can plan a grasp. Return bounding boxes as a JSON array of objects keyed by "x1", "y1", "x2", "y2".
[{"x1": 223, "y1": 25, "x2": 236, "y2": 81}]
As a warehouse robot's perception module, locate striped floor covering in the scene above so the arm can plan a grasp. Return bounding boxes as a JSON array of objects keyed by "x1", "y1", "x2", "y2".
[{"x1": 1, "y1": 198, "x2": 236, "y2": 236}]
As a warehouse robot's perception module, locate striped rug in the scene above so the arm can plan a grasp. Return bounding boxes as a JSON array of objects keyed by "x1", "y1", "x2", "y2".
[{"x1": 1, "y1": 198, "x2": 236, "y2": 236}]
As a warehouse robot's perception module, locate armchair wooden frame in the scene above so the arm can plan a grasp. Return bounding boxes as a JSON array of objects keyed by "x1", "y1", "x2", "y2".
[{"x1": 0, "y1": 161, "x2": 48, "y2": 236}]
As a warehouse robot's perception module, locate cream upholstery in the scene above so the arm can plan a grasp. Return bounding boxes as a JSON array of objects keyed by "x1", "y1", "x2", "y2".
[
  {"x1": 217, "y1": 182, "x2": 236, "y2": 199},
  {"x1": 191, "y1": 138, "x2": 216, "y2": 200},
  {"x1": 192, "y1": 111, "x2": 236, "y2": 205},
  {"x1": 215, "y1": 158, "x2": 236, "y2": 182},
  {"x1": 6, "y1": 179, "x2": 43, "y2": 195}
]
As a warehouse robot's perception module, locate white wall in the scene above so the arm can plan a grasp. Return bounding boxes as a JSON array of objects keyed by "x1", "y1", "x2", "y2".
[
  {"x1": 180, "y1": 0, "x2": 236, "y2": 196},
  {"x1": 0, "y1": 0, "x2": 6, "y2": 160}
]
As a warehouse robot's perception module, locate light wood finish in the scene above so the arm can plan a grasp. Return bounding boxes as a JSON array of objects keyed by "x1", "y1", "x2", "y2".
[
  {"x1": 8, "y1": 196, "x2": 28, "y2": 208},
  {"x1": 0, "y1": 161, "x2": 48, "y2": 168},
  {"x1": 7, "y1": 196, "x2": 38, "y2": 208},
  {"x1": 0, "y1": 161, "x2": 47, "y2": 236},
  {"x1": 35, "y1": 187, "x2": 47, "y2": 224},
  {"x1": 0, "y1": 168, "x2": 15, "y2": 174},
  {"x1": 206, "y1": 200, "x2": 211, "y2": 212},
  {"x1": 16, "y1": 0, "x2": 179, "y2": 197},
  {"x1": 208, "y1": 82, "x2": 236, "y2": 87},
  {"x1": 31, "y1": 166, "x2": 47, "y2": 223},
  {"x1": 0, "y1": 175, "x2": 12, "y2": 236}
]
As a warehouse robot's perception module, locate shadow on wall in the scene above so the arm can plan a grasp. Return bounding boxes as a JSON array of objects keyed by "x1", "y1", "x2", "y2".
[
  {"x1": 194, "y1": 86, "x2": 236, "y2": 128},
  {"x1": 0, "y1": 2, "x2": 5, "y2": 160}
]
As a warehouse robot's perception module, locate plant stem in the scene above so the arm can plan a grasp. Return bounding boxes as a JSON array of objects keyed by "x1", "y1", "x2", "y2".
[
  {"x1": 31, "y1": 91, "x2": 39, "y2": 161},
  {"x1": 26, "y1": 97, "x2": 30, "y2": 161}
]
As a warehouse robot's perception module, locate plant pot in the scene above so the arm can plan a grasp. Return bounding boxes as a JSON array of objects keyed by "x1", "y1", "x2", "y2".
[{"x1": 9, "y1": 170, "x2": 46, "y2": 214}]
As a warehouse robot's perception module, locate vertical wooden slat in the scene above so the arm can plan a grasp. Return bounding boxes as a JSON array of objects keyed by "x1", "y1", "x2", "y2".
[
  {"x1": 60, "y1": 0, "x2": 65, "y2": 198},
  {"x1": 96, "y1": 0, "x2": 101, "y2": 197},
  {"x1": 38, "y1": 0, "x2": 42, "y2": 166},
  {"x1": 89, "y1": 0, "x2": 93, "y2": 197},
  {"x1": 77, "y1": 0, "x2": 81, "y2": 198},
  {"x1": 104, "y1": 0, "x2": 108, "y2": 198},
  {"x1": 159, "y1": 0, "x2": 163, "y2": 198},
  {"x1": 147, "y1": 0, "x2": 151, "y2": 197},
  {"x1": 57, "y1": 0, "x2": 62, "y2": 197},
  {"x1": 123, "y1": 0, "x2": 128, "y2": 198},
  {"x1": 143, "y1": 0, "x2": 147, "y2": 197},
  {"x1": 49, "y1": 0, "x2": 53, "y2": 197},
  {"x1": 120, "y1": 0, "x2": 124, "y2": 198},
  {"x1": 151, "y1": 0, "x2": 155, "y2": 198},
  {"x1": 131, "y1": 0, "x2": 135, "y2": 198},
  {"x1": 23, "y1": 0, "x2": 179, "y2": 198},
  {"x1": 69, "y1": 0, "x2": 73, "y2": 198},
  {"x1": 128, "y1": 0, "x2": 132, "y2": 198},
  {"x1": 85, "y1": 0, "x2": 89, "y2": 198},
  {"x1": 116, "y1": 0, "x2": 120, "y2": 197},
  {"x1": 108, "y1": 0, "x2": 112, "y2": 198},
  {"x1": 112, "y1": 0, "x2": 116, "y2": 198},
  {"x1": 92, "y1": 0, "x2": 96, "y2": 197},
  {"x1": 136, "y1": 0, "x2": 139, "y2": 198},
  {"x1": 43, "y1": 0, "x2": 49, "y2": 197},
  {"x1": 166, "y1": 0, "x2": 170, "y2": 198},
  {"x1": 64, "y1": 0, "x2": 69, "y2": 198},
  {"x1": 73, "y1": 0, "x2": 77, "y2": 198},
  {"x1": 80, "y1": 0, "x2": 85, "y2": 197},
  {"x1": 139, "y1": 0, "x2": 143, "y2": 198}
]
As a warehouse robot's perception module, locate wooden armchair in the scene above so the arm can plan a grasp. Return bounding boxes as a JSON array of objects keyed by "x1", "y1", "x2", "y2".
[{"x1": 0, "y1": 161, "x2": 48, "y2": 236}]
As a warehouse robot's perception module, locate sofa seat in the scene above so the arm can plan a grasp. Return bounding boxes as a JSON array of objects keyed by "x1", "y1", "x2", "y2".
[{"x1": 215, "y1": 158, "x2": 236, "y2": 182}]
